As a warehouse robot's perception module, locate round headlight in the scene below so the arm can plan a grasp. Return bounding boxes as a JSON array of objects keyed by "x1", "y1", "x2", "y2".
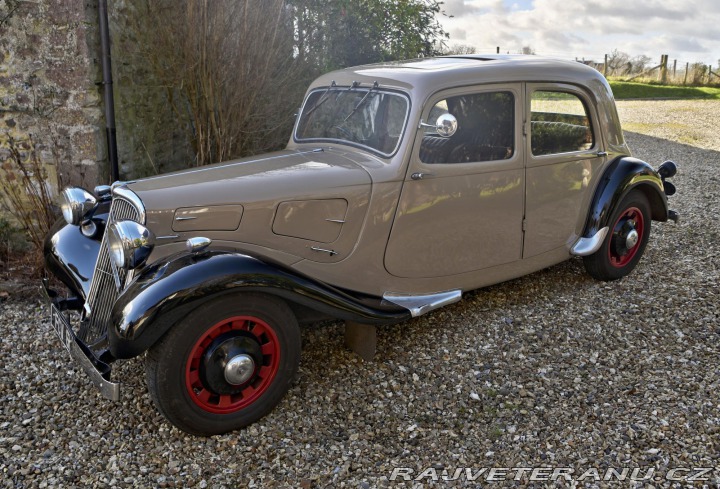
[
  {"x1": 107, "y1": 220, "x2": 155, "y2": 269},
  {"x1": 60, "y1": 187, "x2": 97, "y2": 225}
]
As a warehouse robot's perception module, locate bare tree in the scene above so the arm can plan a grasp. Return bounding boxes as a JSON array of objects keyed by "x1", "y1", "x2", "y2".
[
  {"x1": 130, "y1": 0, "x2": 302, "y2": 167},
  {"x1": 606, "y1": 50, "x2": 631, "y2": 76},
  {"x1": 442, "y1": 43, "x2": 476, "y2": 55}
]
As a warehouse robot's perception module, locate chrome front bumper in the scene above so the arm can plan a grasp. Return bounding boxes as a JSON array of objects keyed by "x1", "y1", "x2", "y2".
[{"x1": 42, "y1": 279, "x2": 120, "y2": 401}]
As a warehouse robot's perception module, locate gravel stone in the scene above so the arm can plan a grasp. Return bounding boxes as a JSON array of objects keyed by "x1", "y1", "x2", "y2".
[{"x1": 1, "y1": 101, "x2": 719, "y2": 487}]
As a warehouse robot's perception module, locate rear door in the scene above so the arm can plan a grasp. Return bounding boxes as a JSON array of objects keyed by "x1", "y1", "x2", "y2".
[
  {"x1": 523, "y1": 84, "x2": 607, "y2": 258},
  {"x1": 384, "y1": 84, "x2": 524, "y2": 278}
]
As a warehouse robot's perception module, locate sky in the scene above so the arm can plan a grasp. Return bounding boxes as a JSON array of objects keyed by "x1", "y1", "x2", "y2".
[{"x1": 436, "y1": 0, "x2": 719, "y2": 66}]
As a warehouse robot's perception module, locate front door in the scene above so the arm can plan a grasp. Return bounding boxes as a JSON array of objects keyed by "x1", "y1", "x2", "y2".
[{"x1": 384, "y1": 84, "x2": 524, "y2": 279}]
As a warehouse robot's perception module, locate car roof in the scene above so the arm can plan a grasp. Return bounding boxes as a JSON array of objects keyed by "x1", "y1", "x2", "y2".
[{"x1": 309, "y1": 55, "x2": 611, "y2": 99}]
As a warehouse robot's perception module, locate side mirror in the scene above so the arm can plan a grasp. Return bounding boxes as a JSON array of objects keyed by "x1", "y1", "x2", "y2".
[
  {"x1": 419, "y1": 113, "x2": 458, "y2": 138},
  {"x1": 435, "y1": 113, "x2": 458, "y2": 138}
]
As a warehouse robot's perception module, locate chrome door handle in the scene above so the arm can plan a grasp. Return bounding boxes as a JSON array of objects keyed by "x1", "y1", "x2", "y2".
[
  {"x1": 411, "y1": 172, "x2": 434, "y2": 180},
  {"x1": 594, "y1": 151, "x2": 608, "y2": 157}
]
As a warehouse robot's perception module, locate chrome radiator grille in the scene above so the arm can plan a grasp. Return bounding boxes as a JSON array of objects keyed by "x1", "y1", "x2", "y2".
[{"x1": 78, "y1": 197, "x2": 141, "y2": 345}]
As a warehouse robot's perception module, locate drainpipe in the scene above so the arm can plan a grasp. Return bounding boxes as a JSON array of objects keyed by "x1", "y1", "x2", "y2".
[{"x1": 98, "y1": 0, "x2": 119, "y2": 182}]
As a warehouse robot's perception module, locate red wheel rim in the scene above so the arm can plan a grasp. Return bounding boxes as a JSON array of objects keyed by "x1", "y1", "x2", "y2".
[
  {"x1": 185, "y1": 316, "x2": 280, "y2": 414},
  {"x1": 608, "y1": 206, "x2": 644, "y2": 268}
]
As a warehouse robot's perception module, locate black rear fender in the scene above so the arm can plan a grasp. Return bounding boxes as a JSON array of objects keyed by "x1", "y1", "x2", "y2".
[{"x1": 582, "y1": 156, "x2": 670, "y2": 238}]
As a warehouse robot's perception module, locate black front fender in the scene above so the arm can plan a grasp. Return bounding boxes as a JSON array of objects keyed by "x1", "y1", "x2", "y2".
[
  {"x1": 43, "y1": 201, "x2": 111, "y2": 300},
  {"x1": 108, "y1": 251, "x2": 410, "y2": 359},
  {"x1": 582, "y1": 156, "x2": 669, "y2": 238}
]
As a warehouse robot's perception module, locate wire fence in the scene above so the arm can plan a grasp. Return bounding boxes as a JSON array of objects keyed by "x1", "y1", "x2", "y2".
[
  {"x1": 473, "y1": 47, "x2": 719, "y2": 86},
  {"x1": 591, "y1": 54, "x2": 719, "y2": 86}
]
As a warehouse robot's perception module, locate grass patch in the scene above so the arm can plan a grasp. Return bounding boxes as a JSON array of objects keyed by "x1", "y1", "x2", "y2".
[{"x1": 609, "y1": 81, "x2": 720, "y2": 100}]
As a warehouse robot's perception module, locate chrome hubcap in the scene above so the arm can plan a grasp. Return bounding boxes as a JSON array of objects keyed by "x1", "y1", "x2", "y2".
[
  {"x1": 625, "y1": 228, "x2": 639, "y2": 249},
  {"x1": 224, "y1": 354, "x2": 255, "y2": 385}
]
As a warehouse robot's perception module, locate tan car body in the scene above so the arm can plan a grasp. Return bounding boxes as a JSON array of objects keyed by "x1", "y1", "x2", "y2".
[
  {"x1": 132, "y1": 55, "x2": 629, "y2": 297},
  {"x1": 44, "y1": 55, "x2": 676, "y2": 435}
]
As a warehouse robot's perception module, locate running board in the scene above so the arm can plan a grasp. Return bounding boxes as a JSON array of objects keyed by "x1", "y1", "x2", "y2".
[{"x1": 382, "y1": 290, "x2": 462, "y2": 317}]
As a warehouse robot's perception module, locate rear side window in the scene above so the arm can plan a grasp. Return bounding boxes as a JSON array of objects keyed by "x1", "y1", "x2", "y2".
[
  {"x1": 420, "y1": 91, "x2": 514, "y2": 164},
  {"x1": 530, "y1": 91, "x2": 594, "y2": 156}
]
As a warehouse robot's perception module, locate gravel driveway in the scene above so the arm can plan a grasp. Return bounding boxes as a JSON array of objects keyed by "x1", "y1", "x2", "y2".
[{"x1": 2, "y1": 101, "x2": 719, "y2": 488}]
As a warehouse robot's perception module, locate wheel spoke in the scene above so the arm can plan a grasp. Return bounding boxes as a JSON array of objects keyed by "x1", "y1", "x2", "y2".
[
  {"x1": 231, "y1": 319, "x2": 247, "y2": 330},
  {"x1": 241, "y1": 384, "x2": 257, "y2": 398},
  {"x1": 196, "y1": 389, "x2": 212, "y2": 404},
  {"x1": 218, "y1": 395, "x2": 233, "y2": 408},
  {"x1": 257, "y1": 366, "x2": 272, "y2": 379},
  {"x1": 187, "y1": 368, "x2": 200, "y2": 386},
  {"x1": 261, "y1": 341, "x2": 276, "y2": 356}
]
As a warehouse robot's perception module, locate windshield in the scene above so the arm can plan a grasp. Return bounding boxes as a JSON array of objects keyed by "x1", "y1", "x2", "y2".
[{"x1": 295, "y1": 87, "x2": 410, "y2": 156}]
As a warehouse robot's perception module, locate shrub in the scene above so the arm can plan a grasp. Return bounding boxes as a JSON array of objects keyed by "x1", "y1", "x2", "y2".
[{"x1": 0, "y1": 135, "x2": 59, "y2": 273}]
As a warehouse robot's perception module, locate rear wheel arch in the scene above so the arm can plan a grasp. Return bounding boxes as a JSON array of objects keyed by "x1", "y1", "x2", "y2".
[
  {"x1": 580, "y1": 156, "x2": 668, "y2": 239},
  {"x1": 633, "y1": 182, "x2": 668, "y2": 222}
]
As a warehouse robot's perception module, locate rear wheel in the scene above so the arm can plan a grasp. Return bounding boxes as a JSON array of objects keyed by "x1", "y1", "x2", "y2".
[
  {"x1": 145, "y1": 294, "x2": 300, "y2": 435},
  {"x1": 583, "y1": 190, "x2": 651, "y2": 281}
]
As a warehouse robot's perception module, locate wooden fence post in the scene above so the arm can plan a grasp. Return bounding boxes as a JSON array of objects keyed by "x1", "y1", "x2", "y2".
[
  {"x1": 604, "y1": 54, "x2": 608, "y2": 77},
  {"x1": 673, "y1": 59, "x2": 677, "y2": 78},
  {"x1": 659, "y1": 54, "x2": 668, "y2": 84},
  {"x1": 683, "y1": 62, "x2": 689, "y2": 85}
]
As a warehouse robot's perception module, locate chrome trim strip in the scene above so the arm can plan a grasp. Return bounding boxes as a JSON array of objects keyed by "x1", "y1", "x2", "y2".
[
  {"x1": 570, "y1": 227, "x2": 609, "y2": 256},
  {"x1": 112, "y1": 186, "x2": 146, "y2": 224},
  {"x1": 383, "y1": 290, "x2": 462, "y2": 317},
  {"x1": 156, "y1": 235, "x2": 180, "y2": 240},
  {"x1": 325, "y1": 219, "x2": 345, "y2": 223},
  {"x1": 175, "y1": 216, "x2": 197, "y2": 221}
]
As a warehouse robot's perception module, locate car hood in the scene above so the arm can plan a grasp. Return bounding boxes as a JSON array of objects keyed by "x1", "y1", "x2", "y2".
[{"x1": 127, "y1": 148, "x2": 371, "y2": 213}]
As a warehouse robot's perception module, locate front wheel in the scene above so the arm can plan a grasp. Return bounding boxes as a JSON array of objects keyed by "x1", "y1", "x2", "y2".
[
  {"x1": 583, "y1": 190, "x2": 651, "y2": 281},
  {"x1": 145, "y1": 294, "x2": 301, "y2": 435}
]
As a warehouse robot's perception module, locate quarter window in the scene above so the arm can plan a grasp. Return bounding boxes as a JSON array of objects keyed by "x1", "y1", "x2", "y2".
[
  {"x1": 420, "y1": 91, "x2": 514, "y2": 164},
  {"x1": 530, "y1": 91, "x2": 594, "y2": 156}
]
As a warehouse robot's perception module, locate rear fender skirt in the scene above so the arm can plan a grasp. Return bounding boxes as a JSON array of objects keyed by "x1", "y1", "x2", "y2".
[
  {"x1": 108, "y1": 251, "x2": 411, "y2": 359},
  {"x1": 581, "y1": 156, "x2": 669, "y2": 239}
]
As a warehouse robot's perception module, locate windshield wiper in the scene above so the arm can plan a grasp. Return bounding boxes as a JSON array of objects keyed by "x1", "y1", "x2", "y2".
[
  {"x1": 343, "y1": 81, "x2": 379, "y2": 122},
  {"x1": 304, "y1": 80, "x2": 337, "y2": 118}
]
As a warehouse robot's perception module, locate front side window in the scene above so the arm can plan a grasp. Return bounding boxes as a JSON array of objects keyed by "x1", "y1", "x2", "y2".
[
  {"x1": 530, "y1": 91, "x2": 594, "y2": 156},
  {"x1": 420, "y1": 91, "x2": 515, "y2": 164},
  {"x1": 295, "y1": 87, "x2": 409, "y2": 156}
]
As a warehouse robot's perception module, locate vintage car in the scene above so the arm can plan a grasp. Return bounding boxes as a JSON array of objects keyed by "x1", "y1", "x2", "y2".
[{"x1": 43, "y1": 55, "x2": 678, "y2": 435}]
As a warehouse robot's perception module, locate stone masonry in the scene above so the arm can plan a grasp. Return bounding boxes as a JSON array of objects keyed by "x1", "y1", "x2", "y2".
[{"x1": 0, "y1": 0, "x2": 106, "y2": 195}]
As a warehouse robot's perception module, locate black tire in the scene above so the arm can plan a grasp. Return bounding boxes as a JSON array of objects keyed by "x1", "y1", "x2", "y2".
[
  {"x1": 583, "y1": 190, "x2": 651, "y2": 281},
  {"x1": 145, "y1": 294, "x2": 301, "y2": 436}
]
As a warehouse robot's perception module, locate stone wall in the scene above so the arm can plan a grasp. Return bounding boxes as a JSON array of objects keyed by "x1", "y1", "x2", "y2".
[
  {"x1": 0, "y1": 0, "x2": 190, "y2": 206},
  {"x1": 0, "y1": 0, "x2": 105, "y2": 191}
]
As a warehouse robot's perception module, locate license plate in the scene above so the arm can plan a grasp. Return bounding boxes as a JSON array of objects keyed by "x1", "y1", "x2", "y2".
[
  {"x1": 47, "y1": 300, "x2": 121, "y2": 401},
  {"x1": 50, "y1": 303, "x2": 76, "y2": 353}
]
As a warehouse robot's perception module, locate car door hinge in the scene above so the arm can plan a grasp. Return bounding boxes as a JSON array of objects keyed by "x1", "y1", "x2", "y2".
[
  {"x1": 522, "y1": 219, "x2": 527, "y2": 232},
  {"x1": 522, "y1": 121, "x2": 527, "y2": 137}
]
